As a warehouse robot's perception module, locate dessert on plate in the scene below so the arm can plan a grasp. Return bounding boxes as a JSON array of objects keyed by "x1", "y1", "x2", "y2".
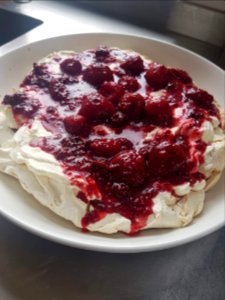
[{"x1": 0, "y1": 46, "x2": 224, "y2": 234}]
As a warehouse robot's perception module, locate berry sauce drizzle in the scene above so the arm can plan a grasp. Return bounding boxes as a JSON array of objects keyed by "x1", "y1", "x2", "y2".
[{"x1": 3, "y1": 46, "x2": 220, "y2": 233}]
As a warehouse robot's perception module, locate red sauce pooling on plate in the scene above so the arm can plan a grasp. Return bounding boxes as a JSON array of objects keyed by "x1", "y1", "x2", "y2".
[{"x1": 3, "y1": 46, "x2": 220, "y2": 233}]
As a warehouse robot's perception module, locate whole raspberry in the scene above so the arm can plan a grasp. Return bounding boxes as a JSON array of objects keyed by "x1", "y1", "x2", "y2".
[
  {"x1": 110, "y1": 111, "x2": 128, "y2": 127},
  {"x1": 60, "y1": 58, "x2": 82, "y2": 76},
  {"x1": 89, "y1": 138, "x2": 133, "y2": 157},
  {"x1": 48, "y1": 79, "x2": 69, "y2": 102},
  {"x1": 169, "y1": 68, "x2": 192, "y2": 84},
  {"x1": 95, "y1": 46, "x2": 110, "y2": 60},
  {"x1": 141, "y1": 134, "x2": 189, "y2": 178},
  {"x1": 118, "y1": 76, "x2": 140, "y2": 92},
  {"x1": 99, "y1": 82, "x2": 124, "y2": 104},
  {"x1": 83, "y1": 64, "x2": 113, "y2": 87},
  {"x1": 118, "y1": 93, "x2": 144, "y2": 120},
  {"x1": 145, "y1": 99, "x2": 173, "y2": 127},
  {"x1": 110, "y1": 150, "x2": 146, "y2": 186},
  {"x1": 145, "y1": 64, "x2": 169, "y2": 90},
  {"x1": 63, "y1": 115, "x2": 88, "y2": 135},
  {"x1": 79, "y1": 92, "x2": 115, "y2": 122},
  {"x1": 120, "y1": 55, "x2": 144, "y2": 76}
]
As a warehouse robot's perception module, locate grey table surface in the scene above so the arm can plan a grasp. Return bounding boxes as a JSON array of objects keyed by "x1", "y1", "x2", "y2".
[
  {"x1": 0, "y1": 215, "x2": 225, "y2": 300},
  {"x1": 0, "y1": 1, "x2": 224, "y2": 299}
]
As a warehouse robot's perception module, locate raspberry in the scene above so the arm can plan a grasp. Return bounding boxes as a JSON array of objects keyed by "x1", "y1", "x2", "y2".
[
  {"x1": 91, "y1": 160, "x2": 111, "y2": 184},
  {"x1": 61, "y1": 75, "x2": 79, "y2": 85},
  {"x1": 110, "y1": 111, "x2": 128, "y2": 127},
  {"x1": 145, "y1": 64, "x2": 169, "y2": 90},
  {"x1": 21, "y1": 63, "x2": 51, "y2": 88},
  {"x1": 114, "y1": 67, "x2": 126, "y2": 77},
  {"x1": 90, "y1": 200, "x2": 107, "y2": 211},
  {"x1": 63, "y1": 115, "x2": 88, "y2": 135},
  {"x1": 33, "y1": 63, "x2": 48, "y2": 76},
  {"x1": 46, "y1": 106, "x2": 58, "y2": 114},
  {"x1": 186, "y1": 88, "x2": 213, "y2": 108},
  {"x1": 186, "y1": 88, "x2": 218, "y2": 117},
  {"x1": 48, "y1": 79, "x2": 69, "y2": 102},
  {"x1": 21, "y1": 74, "x2": 38, "y2": 87},
  {"x1": 118, "y1": 76, "x2": 140, "y2": 92},
  {"x1": 83, "y1": 64, "x2": 113, "y2": 87},
  {"x1": 3, "y1": 94, "x2": 22, "y2": 106},
  {"x1": 118, "y1": 93, "x2": 144, "y2": 120},
  {"x1": 33, "y1": 63, "x2": 52, "y2": 88},
  {"x1": 56, "y1": 136, "x2": 86, "y2": 160},
  {"x1": 95, "y1": 46, "x2": 110, "y2": 60},
  {"x1": 93, "y1": 125, "x2": 109, "y2": 136},
  {"x1": 111, "y1": 182, "x2": 131, "y2": 198},
  {"x1": 166, "y1": 81, "x2": 183, "y2": 93},
  {"x1": 89, "y1": 138, "x2": 133, "y2": 157},
  {"x1": 99, "y1": 82, "x2": 124, "y2": 104},
  {"x1": 69, "y1": 156, "x2": 93, "y2": 170},
  {"x1": 60, "y1": 58, "x2": 82, "y2": 76},
  {"x1": 169, "y1": 68, "x2": 192, "y2": 84},
  {"x1": 132, "y1": 183, "x2": 170, "y2": 215},
  {"x1": 120, "y1": 55, "x2": 144, "y2": 76},
  {"x1": 79, "y1": 93, "x2": 115, "y2": 123},
  {"x1": 110, "y1": 150, "x2": 146, "y2": 186},
  {"x1": 142, "y1": 133, "x2": 189, "y2": 178},
  {"x1": 185, "y1": 106, "x2": 204, "y2": 124},
  {"x1": 37, "y1": 76, "x2": 52, "y2": 88},
  {"x1": 13, "y1": 100, "x2": 40, "y2": 118},
  {"x1": 145, "y1": 99, "x2": 173, "y2": 127},
  {"x1": 130, "y1": 190, "x2": 153, "y2": 215},
  {"x1": 3, "y1": 94, "x2": 40, "y2": 118}
]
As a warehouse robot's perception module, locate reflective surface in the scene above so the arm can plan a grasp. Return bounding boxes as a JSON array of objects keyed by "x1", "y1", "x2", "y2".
[
  {"x1": 0, "y1": 8, "x2": 42, "y2": 46},
  {"x1": 74, "y1": 1, "x2": 225, "y2": 68}
]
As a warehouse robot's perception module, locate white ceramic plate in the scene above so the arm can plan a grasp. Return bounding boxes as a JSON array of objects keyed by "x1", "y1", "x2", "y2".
[{"x1": 0, "y1": 33, "x2": 224, "y2": 253}]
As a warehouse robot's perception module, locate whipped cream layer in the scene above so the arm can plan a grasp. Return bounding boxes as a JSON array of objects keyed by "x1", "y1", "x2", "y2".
[
  {"x1": 0, "y1": 114, "x2": 224, "y2": 233},
  {"x1": 0, "y1": 47, "x2": 225, "y2": 234}
]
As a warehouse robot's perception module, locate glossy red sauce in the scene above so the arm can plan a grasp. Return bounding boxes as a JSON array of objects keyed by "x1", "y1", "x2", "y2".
[{"x1": 3, "y1": 46, "x2": 220, "y2": 233}]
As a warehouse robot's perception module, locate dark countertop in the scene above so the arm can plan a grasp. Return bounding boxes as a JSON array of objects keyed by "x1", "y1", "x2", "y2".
[
  {"x1": 1, "y1": 215, "x2": 225, "y2": 300},
  {"x1": 0, "y1": 1, "x2": 224, "y2": 299}
]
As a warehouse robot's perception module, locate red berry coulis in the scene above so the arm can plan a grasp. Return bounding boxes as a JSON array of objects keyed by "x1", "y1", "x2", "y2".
[{"x1": 3, "y1": 47, "x2": 221, "y2": 233}]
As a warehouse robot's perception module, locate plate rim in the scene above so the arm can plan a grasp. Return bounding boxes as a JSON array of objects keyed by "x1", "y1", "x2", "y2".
[
  {"x1": 0, "y1": 31, "x2": 224, "y2": 73},
  {"x1": 0, "y1": 205, "x2": 224, "y2": 253}
]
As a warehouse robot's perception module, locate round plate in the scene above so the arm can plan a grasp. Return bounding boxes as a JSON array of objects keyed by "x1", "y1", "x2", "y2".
[{"x1": 0, "y1": 33, "x2": 224, "y2": 253}]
